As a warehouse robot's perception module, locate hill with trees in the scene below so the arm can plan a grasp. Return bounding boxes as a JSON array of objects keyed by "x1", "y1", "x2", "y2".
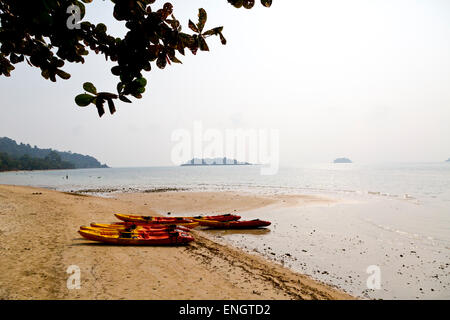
[
  {"x1": 0, "y1": 151, "x2": 75, "y2": 171},
  {"x1": 0, "y1": 137, "x2": 108, "y2": 171}
]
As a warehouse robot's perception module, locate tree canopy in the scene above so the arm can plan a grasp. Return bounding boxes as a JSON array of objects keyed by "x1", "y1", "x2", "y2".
[
  {"x1": 0, "y1": 0, "x2": 272, "y2": 117},
  {"x1": 0, "y1": 151, "x2": 76, "y2": 171}
]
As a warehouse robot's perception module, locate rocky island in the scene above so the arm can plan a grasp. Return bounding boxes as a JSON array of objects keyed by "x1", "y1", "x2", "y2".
[{"x1": 333, "y1": 157, "x2": 352, "y2": 163}]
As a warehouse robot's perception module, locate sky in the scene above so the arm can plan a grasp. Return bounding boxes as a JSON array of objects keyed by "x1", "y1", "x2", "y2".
[{"x1": 1, "y1": 0, "x2": 449, "y2": 167}]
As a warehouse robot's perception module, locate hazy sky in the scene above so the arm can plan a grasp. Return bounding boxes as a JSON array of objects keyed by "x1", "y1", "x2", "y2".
[{"x1": 1, "y1": 0, "x2": 449, "y2": 167}]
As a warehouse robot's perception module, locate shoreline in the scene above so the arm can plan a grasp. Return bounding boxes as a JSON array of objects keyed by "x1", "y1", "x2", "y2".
[{"x1": 0, "y1": 184, "x2": 353, "y2": 300}]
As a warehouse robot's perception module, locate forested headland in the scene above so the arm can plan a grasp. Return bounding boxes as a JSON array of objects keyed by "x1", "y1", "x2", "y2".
[{"x1": 0, "y1": 137, "x2": 108, "y2": 172}]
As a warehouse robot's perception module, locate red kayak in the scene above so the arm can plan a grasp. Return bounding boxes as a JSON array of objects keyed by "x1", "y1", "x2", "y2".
[
  {"x1": 197, "y1": 219, "x2": 271, "y2": 229},
  {"x1": 114, "y1": 213, "x2": 240, "y2": 224},
  {"x1": 191, "y1": 214, "x2": 241, "y2": 222}
]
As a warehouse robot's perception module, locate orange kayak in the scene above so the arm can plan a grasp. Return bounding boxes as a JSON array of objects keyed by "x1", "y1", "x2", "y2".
[
  {"x1": 90, "y1": 222, "x2": 194, "y2": 232},
  {"x1": 114, "y1": 214, "x2": 195, "y2": 225},
  {"x1": 78, "y1": 229, "x2": 194, "y2": 245},
  {"x1": 197, "y1": 219, "x2": 271, "y2": 229}
]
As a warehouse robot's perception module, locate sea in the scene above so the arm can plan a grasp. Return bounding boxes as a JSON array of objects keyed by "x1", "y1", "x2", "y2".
[{"x1": 1, "y1": 163, "x2": 449, "y2": 299}]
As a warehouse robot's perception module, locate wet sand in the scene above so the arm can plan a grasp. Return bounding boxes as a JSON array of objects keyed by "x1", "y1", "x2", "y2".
[
  {"x1": 203, "y1": 196, "x2": 450, "y2": 299},
  {"x1": 0, "y1": 185, "x2": 352, "y2": 300}
]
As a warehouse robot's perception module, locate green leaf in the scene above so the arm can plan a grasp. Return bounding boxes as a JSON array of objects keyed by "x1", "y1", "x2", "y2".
[
  {"x1": 95, "y1": 23, "x2": 107, "y2": 33},
  {"x1": 56, "y1": 69, "x2": 71, "y2": 80},
  {"x1": 170, "y1": 56, "x2": 182, "y2": 64},
  {"x1": 203, "y1": 27, "x2": 223, "y2": 37},
  {"x1": 107, "y1": 98, "x2": 116, "y2": 115},
  {"x1": 232, "y1": 0, "x2": 243, "y2": 8},
  {"x1": 197, "y1": 8, "x2": 207, "y2": 33},
  {"x1": 135, "y1": 77, "x2": 147, "y2": 87},
  {"x1": 188, "y1": 20, "x2": 199, "y2": 33},
  {"x1": 41, "y1": 69, "x2": 50, "y2": 80},
  {"x1": 243, "y1": 0, "x2": 255, "y2": 9},
  {"x1": 156, "y1": 55, "x2": 167, "y2": 69},
  {"x1": 75, "y1": 94, "x2": 94, "y2": 107},
  {"x1": 117, "y1": 82, "x2": 124, "y2": 94},
  {"x1": 111, "y1": 66, "x2": 121, "y2": 76},
  {"x1": 119, "y1": 95, "x2": 132, "y2": 103},
  {"x1": 83, "y1": 82, "x2": 97, "y2": 94},
  {"x1": 219, "y1": 33, "x2": 227, "y2": 45},
  {"x1": 95, "y1": 98, "x2": 105, "y2": 117},
  {"x1": 199, "y1": 37, "x2": 209, "y2": 51}
]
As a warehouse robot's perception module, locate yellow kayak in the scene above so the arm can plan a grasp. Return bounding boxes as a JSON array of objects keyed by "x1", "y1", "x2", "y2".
[
  {"x1": 79, "y1": 226, "x2": 184, "y2": 236},
  {"x1": 78, "y1": 229, "x2": 194, "y2": 245}
]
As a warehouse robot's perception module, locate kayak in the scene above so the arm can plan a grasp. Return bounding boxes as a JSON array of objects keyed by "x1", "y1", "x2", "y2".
[
  {"x1": 196, "y1": 219, "x2": 271, "y2": 229},
  {"x1": 79, "y1": 226, "x2": 187, "y2": 236},
  {"x1": 114, "y1": 213, "x2": 240, "y2": 224},
  {"x1": 114, "y1": 214, "x2": 195, "y2": 224},
  {"x1": 190, "y1": 214, "x2": 241, "y2": 222},
  {"x1": 90, "y1": 222, "x2": 194, "y2": 232},
  {"x1": 112, "y1": 221, "x2": 198, "y2": 229},
  {"x1": 78, "y1": 229, "x2": 194, "y2": 245},
  {"x1": 89, "y1": 223, "x2": 192, "y2": 232}
]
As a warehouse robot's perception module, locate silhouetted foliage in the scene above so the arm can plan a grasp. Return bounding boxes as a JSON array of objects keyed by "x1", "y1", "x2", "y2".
[
  {"x1": 0, "y1": 137, "x2": 108, "y2": 168},
  {"x1": 0, "y1": 0, "x2": 272, "y2": 117}
]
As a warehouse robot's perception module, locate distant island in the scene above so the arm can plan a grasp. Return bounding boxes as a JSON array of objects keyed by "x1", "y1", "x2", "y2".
[
  {"x1": 0, "y1": 137, "x2": 108, "y2": 172},
  {"x1": 333, "y1": 157, "x2": 352, "y2": 163},
  {"x1": 447, "y1": 158, "x2": 450, "y2": 162},
  {"x1": 181, "y1": 157, "x2": 251, "y2": 166}
]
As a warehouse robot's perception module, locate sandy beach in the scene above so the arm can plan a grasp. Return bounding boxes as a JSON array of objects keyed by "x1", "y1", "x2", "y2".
[{"x1": 0, "y1": 184, "x2": 352, "y2": 300}]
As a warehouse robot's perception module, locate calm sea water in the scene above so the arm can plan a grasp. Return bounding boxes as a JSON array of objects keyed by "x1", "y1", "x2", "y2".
[
  {"x1": 1, "y1": 163, "x2": 449, "y2": 204},
  {"x1": 1, "y1": 163, "x2": 449, "y2": 299}
]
